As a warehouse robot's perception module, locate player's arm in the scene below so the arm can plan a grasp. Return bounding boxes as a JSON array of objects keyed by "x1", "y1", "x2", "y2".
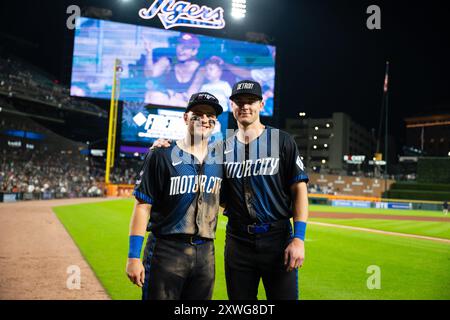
[
  {"x1": 187, "y1": 66, "x2": 206, "y2": 98},
  {"x1": 284, "y1": 182, "x2": 309, "y2": 271},
  {"x1": 142, "y1": 39, "x2": 170, "y2": 78},
  {"x1": 125, "y1": 149, "x2": 162, "y2": 287},
  {"x1": 126, "y1": 199, "x2": 151, "y2": 287},
  {"x1": 283, "y1": 134, "x2": 310, "y2": 271},
  {"x1": 224, "y1": 63, "x2": 252, "y2": 78}
]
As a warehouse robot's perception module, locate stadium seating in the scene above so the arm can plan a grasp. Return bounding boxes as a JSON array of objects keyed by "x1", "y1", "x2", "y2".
[
  {"x1": 308, "y1": 173, "x2": 395, "y2": 198},
  {"x1": 0, "y1": 55, "x2": 107, "y2": 117}
]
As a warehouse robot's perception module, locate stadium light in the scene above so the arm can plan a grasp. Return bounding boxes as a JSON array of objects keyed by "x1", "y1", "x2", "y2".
[
  {"x1": 313, "y1": 145, "x2": 317, "y2": 149},
  {"x1": 313, "y1": 136, "x2": 317, "y2": 140},
  {"x1": 299, "y1": 112, "x2": 306, "y2": 117},
  {"x1": 314, "y1": 126, "x2": 319, "y2": 130},
  {"x1": 324, "y1": 144, "x2": 328, "y2": 148},
  {"x1": 322, "y1": 159, "x2": 326, "y2": 164},
  {"x1": 448, "y1": 151, "x2": 450, "y2": 157},
  {"x1": 326, "y1": 123, "x2": 330, "y2": 128},
  {"x1": 231, "y1": 0, "x2": 246, "y2": 19}
]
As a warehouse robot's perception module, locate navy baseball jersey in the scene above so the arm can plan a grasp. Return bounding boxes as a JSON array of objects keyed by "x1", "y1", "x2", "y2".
[
  {"x1": 222, "y1": 126, "x2": 309, "y2": 223},
  {"x1": 133, "y1": 143, "x2": 223, "y2": 239}
]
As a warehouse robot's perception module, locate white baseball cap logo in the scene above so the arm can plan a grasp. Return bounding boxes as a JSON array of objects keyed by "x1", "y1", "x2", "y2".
[
  {"x1": 199, "y1": 93, "x2": 214, "y2": 100},
  {"x1": 237, "y1": 83, "x2": 255, "y2": 90}
]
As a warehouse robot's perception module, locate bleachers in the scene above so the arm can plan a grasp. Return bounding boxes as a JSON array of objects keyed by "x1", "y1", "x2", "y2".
[{"x1": 308, "y1": 173, "x2": 395, "y2": 198}]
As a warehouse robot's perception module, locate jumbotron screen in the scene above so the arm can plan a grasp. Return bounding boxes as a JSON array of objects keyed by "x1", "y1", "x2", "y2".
[
  {"x1": 70, "y1": 17, "x2": 276, "y2": 116},
  {"x1": 121, "y1": 101, "x2": 229, "y2": 146}
]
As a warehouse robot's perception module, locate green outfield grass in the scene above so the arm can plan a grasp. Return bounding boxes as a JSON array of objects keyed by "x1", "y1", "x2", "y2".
[
  {"x1": 309, "y1": 218, "x2": 450, "y2": 240},
  {"x1": 53, "y1": 199, "x2": 450, "y2": 300},
  {"x1": 309, "y1": 204, "x2": 450, "y2": 218}
]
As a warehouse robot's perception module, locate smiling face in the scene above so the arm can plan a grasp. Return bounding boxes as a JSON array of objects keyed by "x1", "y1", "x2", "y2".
[
  {"x1": 184, "y1": 104, "x2": 217, "y2": 140},
  {"x1": 230, "y1": 94, "x2": 264, "y2": 126},
  {"x1": 205, "y1": 63, "x2": 222, "y2": 82},
  {"x1": 176, "y1": 44, "x2": 198, "y2": 62}
]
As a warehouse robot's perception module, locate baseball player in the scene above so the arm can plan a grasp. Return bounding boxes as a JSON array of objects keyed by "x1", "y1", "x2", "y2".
[
  {"x1": 222, "y1": 80, "x2": 309, "y2": 300},
  {"x1": 125, "y1": 92, "x2": 223, "y2": 300},
  {"x1": 151, "y1": 80, "x2": 309, "y2": 300}
]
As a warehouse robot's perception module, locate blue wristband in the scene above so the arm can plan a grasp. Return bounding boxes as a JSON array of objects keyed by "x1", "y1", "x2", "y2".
[
  {"x1": 128, "y1": 235, "x2": 144, "y2": 259},
  {"x1": 294, "y1": 221, "x2": 307, "y2": 241}
]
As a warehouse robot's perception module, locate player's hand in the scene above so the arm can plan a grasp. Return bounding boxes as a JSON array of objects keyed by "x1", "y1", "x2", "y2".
[
  {"x1": 126, "y1": 258, "x2": 145, "y2": 287},
  {"x1": 142, "y1": 38, "x2": 153, "y2": 53},
  {"x1": 284, "y1": 238, "x2": 305, "y2": 272},
  {"x1": 150, "y1": 138, "x2": 172, "y2": 150}
]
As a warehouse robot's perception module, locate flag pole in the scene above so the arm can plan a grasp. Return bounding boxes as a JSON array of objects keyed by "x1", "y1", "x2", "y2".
[
  {"x1": 105, "y1": 59, "x2": 121, "y2": 185},
  {"x1": 383, "y1": 61, "x2": 390, "y2": 193}
]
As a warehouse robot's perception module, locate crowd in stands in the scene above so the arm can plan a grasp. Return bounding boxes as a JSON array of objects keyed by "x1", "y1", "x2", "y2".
[
  {"x1": 307, "y1": 183, "x2": 337, "y2": 195},
  {"x1": 89, "y1": 157, "x2": 139, "y2": 186},
  {"x1": 0, "y1": 110, "x2": 144, "y2": 201},
  {"x1": 111, "y1": 158, "x2": 139, "y2": 185},
  {"x1": 0, "y1": 149, "x2": 145, "y2": 199},
  {"x1": 0, "y1": 55, "x2": 107, "y2": 117},
  {"x1": 0, "y1": 148, "x2": 104, "y2": 197}
]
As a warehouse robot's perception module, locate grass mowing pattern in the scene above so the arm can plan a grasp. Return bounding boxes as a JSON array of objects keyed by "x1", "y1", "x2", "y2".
[
  {"x1": 53, "y1": 199, "x2": 450, "y2": 300},
  {"x1": 310, "y1": 218, "x2": 450, "y2": 240},
  {"x1": 310, "y1": 204, "x2": 449, "y2": 218}
]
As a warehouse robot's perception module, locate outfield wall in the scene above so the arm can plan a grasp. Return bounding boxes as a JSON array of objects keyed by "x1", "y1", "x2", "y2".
[
  {"x1": 309, "y1": 194, "x2": 444, "y2": 211},
  {"x1": 104, "y1": 183, "x2": 444, "y2": 211}
]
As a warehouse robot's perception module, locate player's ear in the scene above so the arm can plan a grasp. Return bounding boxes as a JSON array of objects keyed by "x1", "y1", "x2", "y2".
[
  {"x1": 230, "y1": 100, "x2": 237, "y2": 110},
  {"x1": 259, "y1": 100, "x2": 265, "y2": 111},
  {"x1": 183, "y1": 112, "x2": 189, "y2": 124}
]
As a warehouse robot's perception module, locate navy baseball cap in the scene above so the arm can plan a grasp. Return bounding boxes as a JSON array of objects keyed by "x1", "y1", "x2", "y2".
[
  {"x1": 229, "y1": 80, "x2": 263, "y2": 100},
  {"x1": 177, "y1": 33, "x2": 200, "y2": 49},
  {"x1": 186, "y1": 92, "x2": 223, "y2": 115}
]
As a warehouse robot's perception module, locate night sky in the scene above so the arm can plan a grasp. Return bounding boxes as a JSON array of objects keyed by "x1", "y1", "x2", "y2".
[{"x1": 1, "y1": 0, "x2": 449, "y2": 150}]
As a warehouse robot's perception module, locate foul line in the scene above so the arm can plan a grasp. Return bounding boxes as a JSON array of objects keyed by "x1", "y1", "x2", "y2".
[{"x1": 309, "y1": 221, "x2": 450, "y2": 244}]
